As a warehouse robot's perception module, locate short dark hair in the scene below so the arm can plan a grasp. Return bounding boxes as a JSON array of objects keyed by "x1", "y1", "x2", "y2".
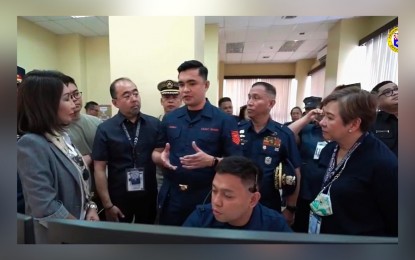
[
  {"x1": 17, "y1": 70, "x2": 67, "y2": 136},
  {"x1": 84, "y1": 101, "x2": 99, "y2": 110},
  {"x1": 252, "y1": 81, "x2": 276, "y2": 99},
  {"x1": 371, "y1": 81, "x2": 394, "y2": 93},
  {"x1": 110, "y1": 77, "x2": 134, "y2": 99},
  {"x1": 218, "y1": 97, "x2": 232, "y2": 107},
  {"x1": 321, "y1": 87, "x2": 377, "y2": 132},
  {"x1": 60, "y1": 74, "x2": 77, "y2": 87},
  {"x1": 215, "y1": 156, "x2": 262, "y2": 192},
  {"x1": 177, "y1": 60, "x2": 208, "y2": 80}
]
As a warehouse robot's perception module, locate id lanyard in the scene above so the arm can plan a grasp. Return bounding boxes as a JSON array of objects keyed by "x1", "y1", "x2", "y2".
[
  {"x1": 122, "y1": 120, "x2": 141, "y2": 168},
  {"x1": 321, "y1": 132, "x2": 368, "y2": 188}
]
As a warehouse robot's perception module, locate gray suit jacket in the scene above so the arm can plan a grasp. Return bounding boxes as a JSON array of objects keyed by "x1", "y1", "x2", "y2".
[{"x1": 17, "y1": 133, "x2": 84, "y2": 220}]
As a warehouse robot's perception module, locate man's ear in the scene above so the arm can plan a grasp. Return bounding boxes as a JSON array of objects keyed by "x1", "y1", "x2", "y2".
[
  {"x1": 205, "y1": 80, "x2": 210, "y2": 91},
  {"x1": 249, "y1": 192, "x2": 261, "y2": 208},
  {"x1": 111, "y1": 99, "x2": 117, "y2": 108}
]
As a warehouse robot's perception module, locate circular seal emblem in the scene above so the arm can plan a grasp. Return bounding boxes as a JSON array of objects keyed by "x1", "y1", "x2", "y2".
[{"x1": 387, "y1": 26, "x2": 398, "y2": 53}]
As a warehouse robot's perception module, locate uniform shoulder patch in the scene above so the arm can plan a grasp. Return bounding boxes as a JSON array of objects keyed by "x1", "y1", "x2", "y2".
[{"x1": 231, "y1": 130, "x2": 240, "y2": 145}]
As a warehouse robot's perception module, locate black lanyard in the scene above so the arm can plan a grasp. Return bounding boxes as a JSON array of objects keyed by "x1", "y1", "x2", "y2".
[
  {"x1": 122, "y1": 120, "x2": 141, "y2": 168},
  {"x1": 321, "y1": 132, "x2": 368, "y2": 188}
]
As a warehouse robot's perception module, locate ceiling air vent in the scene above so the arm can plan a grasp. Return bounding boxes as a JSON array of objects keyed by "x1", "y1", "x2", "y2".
[
  {"x1": 281, "y1": 16, "x2": 297, "y2": 19},
  {"x1": 278, "y1": 40, "x2": 304, "y2": 52},
  {"x1": 226, "y1": 42, "x2": 245, "y2": 53}
]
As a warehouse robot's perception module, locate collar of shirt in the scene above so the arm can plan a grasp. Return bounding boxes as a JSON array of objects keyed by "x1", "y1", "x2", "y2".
[
  {"x1": 378, "y1": 110, "x2": 398, "y2": 121},
  {"x1": 114, "y1": 111, "x2": 147, "y2": 126},
  {"x1": 175, "y1": 99, "x2": 215, "y2": 120},
  {"x1": 247, "y1": 118, "x2": 279, "y2": 134}
]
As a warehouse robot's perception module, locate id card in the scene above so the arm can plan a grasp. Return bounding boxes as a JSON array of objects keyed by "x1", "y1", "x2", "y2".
[
  {"x1": 308, "y1": 211, "x2": 322, "y2": 234},
  {"x1": 126, "y1": 168, "x2": 145, "y2": 192},
  {"x1": 313, "y1": 141, "x2": 328, "y2": 160}
]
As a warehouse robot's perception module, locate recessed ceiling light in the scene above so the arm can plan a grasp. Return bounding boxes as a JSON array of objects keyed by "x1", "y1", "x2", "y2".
[{"x1": 71, "y1": 16, "x2": 90, "y2": 18}]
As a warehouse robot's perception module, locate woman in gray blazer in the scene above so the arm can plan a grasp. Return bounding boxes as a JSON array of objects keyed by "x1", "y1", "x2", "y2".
[{"x1": 17, "y1": 70, "x2": 99, "y2": 242}]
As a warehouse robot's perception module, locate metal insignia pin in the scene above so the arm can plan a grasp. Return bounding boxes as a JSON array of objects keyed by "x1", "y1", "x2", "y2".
[{"x1": 265, "y1": 156, "x2": 272, "y2": 165}]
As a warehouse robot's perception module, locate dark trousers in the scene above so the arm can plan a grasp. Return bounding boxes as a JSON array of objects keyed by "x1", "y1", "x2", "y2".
[
  {"x1": 158, "y1": 182, "x2": 211, "y2": 226},
  {"x1": 111, "y1": 192, "x2": 157, "y2": 224},
  {"x1": 292, "y1": 197, "x2": 312, "y2": 233}
]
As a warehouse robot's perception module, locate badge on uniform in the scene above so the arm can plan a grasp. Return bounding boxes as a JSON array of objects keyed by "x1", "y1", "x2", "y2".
[
  {"x1": 264, "y1": 156, "x2": 272, "y2": 165},
  {"x1": 263, "y1": 136, "x2": 281, "y2": 151},
  {"x1": 313, "y1": 141, "x2": 328, "y2": 160},
  {"x1": 239, "y1": 129, "x2": 247, "y2": 145},
  {"x1": 231, "y1": 130, "x2": 240, "y2": 145},
  {"x1": 126, "y1": 168, "x2": 145, "y2": 192}
]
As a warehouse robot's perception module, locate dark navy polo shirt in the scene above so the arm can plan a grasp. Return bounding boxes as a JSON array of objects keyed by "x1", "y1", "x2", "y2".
[
  {"x1": 298, "y1": 123, "x2": 327, "y2": 200},
  {"x1": 183, "y1": 203, "x2": 292, "y2": 232},
  {"x1": 370, "y1": 111, "x2": 398, "y2": 157},
  {"x1": 238, "y1": 119, "x2": 301, "y2": 211},
  {"x1": 317, "y1": 133, "x2": 398, "y2": 236},
  {"x1": 92, "y1": 112, "x2": 163, "y2": 199},
  {"x1": 159, "y1": 100, "x2": 242, "y2": 186}
]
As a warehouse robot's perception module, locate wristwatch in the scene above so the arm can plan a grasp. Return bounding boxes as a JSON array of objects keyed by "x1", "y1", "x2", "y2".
[
  {"x1": 212, "y1": 157, "x2": 219, "y2": 168},
  {"x1": 85, "y1": 201, "x2": 98, "y2": 211},
  {"x1": 285, "y1": 205, "x2": 297, "y2": 213}
]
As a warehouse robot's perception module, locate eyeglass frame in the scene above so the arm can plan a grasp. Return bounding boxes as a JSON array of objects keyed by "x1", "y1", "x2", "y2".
[
  {"x1": 377, "y1": 87, "x2": 398, "y2": 97},
  {"x1": 70, "y1": 91, "x2": 83, "y2": 100}
]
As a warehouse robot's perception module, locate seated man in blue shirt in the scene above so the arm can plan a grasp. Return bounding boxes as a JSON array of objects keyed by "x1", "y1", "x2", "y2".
[{"x1": 183, "y1": 156, "x2": 292, "y2": 232}]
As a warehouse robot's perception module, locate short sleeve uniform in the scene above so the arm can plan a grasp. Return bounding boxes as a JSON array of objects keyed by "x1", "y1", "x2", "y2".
[
  {"x1": 238, "y1": 119, "x2": 301, "y2": 211},
  {"x1": 183, "y1": 203, "x2": 292, "y2": 232},
  {"x1": 157, "y1": 100, "x2": 242, "y2": 226}
]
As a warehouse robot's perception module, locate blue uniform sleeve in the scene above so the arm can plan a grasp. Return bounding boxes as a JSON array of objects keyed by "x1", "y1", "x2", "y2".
[
  {"x1": 221, "y1": 114, "x2": 243, "y2": 157},
  {"x1": 182, "y1": 208, "x2": 203, "y2": 227},
  {"x1": 156, "y1": 118, "x2": 168, "y2": 149}
]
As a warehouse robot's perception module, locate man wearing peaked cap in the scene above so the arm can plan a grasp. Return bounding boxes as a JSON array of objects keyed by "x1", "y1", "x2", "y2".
[
  {"x1": 158, "y1": 79, "x2": 180, "y2": 95},
  {"x1": 155, "y1": 79, "x2": 182, "y2": 198},
  {"x1": 157, "y1": 79, "x2": 182, "y2": 121},
  {"x1": 303, "y1": 96, "x2": 322, "y2": 113}
]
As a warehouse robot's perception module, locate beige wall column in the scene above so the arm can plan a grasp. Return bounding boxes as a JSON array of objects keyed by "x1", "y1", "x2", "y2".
[
  {"x1": 295, "y1": 59, "x2": 314, "y2": 106},
  {"x1": 205, "y1": 23, "x2": 220, "y2": 105},
  {"x1": 57, "y1": 34, "x2": 87, "y2": 97},
  {"x1": 108, "y1": 16, "x2": 205, "y2": 117}
]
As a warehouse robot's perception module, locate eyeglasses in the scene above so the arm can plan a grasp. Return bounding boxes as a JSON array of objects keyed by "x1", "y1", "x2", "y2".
[
  {"x1": 70, "y1": 91, "x2": 83, "y2": 100},
  {"x1": 378, "y1": 87, "x2": 398, "y2": 97}
]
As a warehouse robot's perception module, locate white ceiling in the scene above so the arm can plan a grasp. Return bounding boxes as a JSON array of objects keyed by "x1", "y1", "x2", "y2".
[{"x1": 21, "y1": 16, "x2": 353, "y2": 64}]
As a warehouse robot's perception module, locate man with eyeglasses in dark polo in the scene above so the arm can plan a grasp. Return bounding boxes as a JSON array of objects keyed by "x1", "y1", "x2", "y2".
[
  {"x1": 183, "y1": 156, "x2": 291, "y2": 232},
  {"x1": 61, "y1": 74, "x2": 103, "y2": 216},
  {"x1": 370, "y1": 81, "x2": 398, "y2": 157}
]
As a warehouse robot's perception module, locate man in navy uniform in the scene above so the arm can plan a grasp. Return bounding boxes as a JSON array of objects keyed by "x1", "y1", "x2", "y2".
[
  {"x1": 288, "y1": 96, "x2": 327, "y2": 232},
  {"x1": 183, "y1": 156, "x2": 292, "y2": 232},
  {"x1": 304, "y1": 96, "x2": 321, "y2": 114},
  {"x1": 238, "y1": 82, "x2": 301, "y2": 226},
  {"x1": 156, "y1": 80, "x2": 182, "y2": 191},
  {"x1": 152, "y1": 60, "x2": 242, "y2": 226},
  {"x1": 370, "y1": 81, "x2": 398, "y2": 157}
]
